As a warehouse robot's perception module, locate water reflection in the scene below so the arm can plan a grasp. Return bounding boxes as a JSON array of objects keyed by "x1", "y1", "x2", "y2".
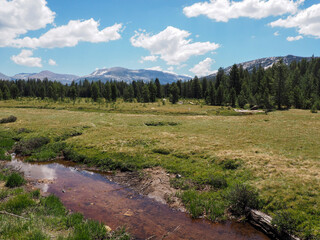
[{"x1": 6, "y1": 156, "x2": 270, "y2": 240}]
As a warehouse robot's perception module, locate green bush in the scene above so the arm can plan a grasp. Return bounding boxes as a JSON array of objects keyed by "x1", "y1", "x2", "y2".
[
  {"x1": 145, "y1": 121, "x2": 179, "y2": 126},
  {"x1": 41, "y1": 194, "x2": 65, "y2": 216},
  {"x1": 13, "y1": 137, "x2": 50, "y2": 156},
  {"x1": 5, "y1": 194, "x2": 35, "y2": 214},
  {"x1": 220, "y1": 159, "x2": 241, "y2": 170},
  {"x1": 5, "y1": 173, "x2": 25, "y2": 188},
  {"x1": 271, "y1": 210, "x2": 303, "y2": 235},
  {"x1": 226, "y1": 183, "x2": 260, "y2": 216},
  {"x1": 152, "y1": 148, "x2": 171, "y2": 155},
  {"x1": 206, "y1": 174, "x2": 228, "y2": 189},
  {"x1": 0, "y1": 115, "x2": 17, "y2": 124}
]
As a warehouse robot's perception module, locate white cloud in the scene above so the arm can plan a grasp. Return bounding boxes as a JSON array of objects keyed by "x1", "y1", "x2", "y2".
[
  {"x1": 11, "y1": 50, "x2": 42, "y2": 67},
  {"x1": 270, "y1": 3, "x2": 320, "y2": 38},
  {"x1": 147, "y1": 66, "x2": 164, "y2": 71},
  {"x1": 48, "y1": 59, "x2": 57, "y2": 66},
  {"x1": 274, "y1": 31, "x2": 280, "y2": 36},
  {"x1": 189, "y1": 57, "x2": 216, "y2": 77},
  {"x1": 131, "y1": 26, "x2": 220, "y2": 65},
  {"x1": 183, "y1": 0, "x2": 303, "y2": 22},
  {"x1": 286, "y1": 35, "x2": 303, "y2": 41},
  {"x1": 139, "y1": 55, "x2": 158, "y2": 63},
  {"x1": 12, "y1": 19, "x2": 123, "y2": 48},
  {"x1": 0, "y1": 0, "x2": 55, "y2": 47},
  {"x1": 168, "y1": 66, "x2": 174, "y2": 72}
]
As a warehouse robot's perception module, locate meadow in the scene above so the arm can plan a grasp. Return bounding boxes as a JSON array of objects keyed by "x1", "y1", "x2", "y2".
[{"x1": 0, "y1": 98, "x2": 319, "y2": 239}]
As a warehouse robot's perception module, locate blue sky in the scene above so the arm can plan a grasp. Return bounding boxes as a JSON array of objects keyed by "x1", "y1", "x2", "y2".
[{"x1": 0, "y1": 0, "x2": 319, "y2": 77}]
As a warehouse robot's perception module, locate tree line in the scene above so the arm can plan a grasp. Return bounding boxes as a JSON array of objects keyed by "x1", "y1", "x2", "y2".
[{"x1": 0, "y1": 57, "x2": 320, "y2": 110}]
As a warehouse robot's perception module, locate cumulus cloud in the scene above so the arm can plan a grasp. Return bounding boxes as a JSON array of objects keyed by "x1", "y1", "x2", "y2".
[
  {"x1": 48, "y1": 59, "x2": 57, "y2": 66},
  {"x1": 270, "y1": 3, "x2": 320, "y2": 38},
  {"x1": 139, "y1": 55, "x2": 158, "y2": 63},
  {"x1": 183, "y1": 0, "x2": 303, "y2": 22},
  {"x1": 12, "y1": 19, "x2": 123, "y2": 48},
  {"x1": 131, "y1": 26, "x2": 220, "y2": 65},
  {"x1": 287, "y1": 35, "x2": 303, "y2": 41},
  {"x1": 11, "y1": 50, "x2": 42, "y2": 67},
  {"x1": 147, "y1": 66, "x2": 164, "y2": 71},
  {"x1": 0, "y1": 0, "x2": 55, "y2": 47},
  {"x1": 189, "y1": 58, "x2": 216, "y2": 77}
]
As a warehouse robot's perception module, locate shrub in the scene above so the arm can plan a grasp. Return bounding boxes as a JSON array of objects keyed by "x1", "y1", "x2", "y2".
[
  {"x1": 220, "y1": 159, "x2": 240, "y2": 170},
  {"x1": 5, "y1": 194, "x2": 35, "y2": 214},
  {"x1": 272, "y1": 210, "x2": 302, "y2": 235},
  {"x1": 5, "y1": 173, "x2": 25, "y2": 188},
  {"x1": 226, "y1": 183, "x2": 260, "y2": 216},
  {"x1": 311, "y1": 103, "x2": 318, "y2": 113},
  {"x1": 152, "y1": 148, "x2": 171, "y2": 155},
  {"x1": 13, "y1": 137, "x2": 50, "y2": 155},
  {"x1": 145, "y1": 121, "x2": 179, "y2": 126},
  {"x1": 0, "y1": 115, "x2": 17, "y2": 124},
  {"x1": 41, "y1": 194, "x2": 65, "y2": 216},
  {"x1": 206, "y1": 174, "x2": 228, "y2": 189}
]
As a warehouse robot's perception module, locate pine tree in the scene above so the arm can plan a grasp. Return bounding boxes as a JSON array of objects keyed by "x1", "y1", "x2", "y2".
[
  {"x1": 149, "y1": 81, "x2": 156, "y2": 102},
  {"x1": 229, "y1": 64, "x2": 241, "y2": 95},
  {"x1": 170, "y1": 82, "x2": 179, "y2": 104},
  {"x1": 142, "y1": 84, "x2": 150, "y2": 103},
  {"x1": 2, "y1": 85, "x2": 10, "y2": 100},
  {"x1": 274, "y1": 60, "x2": 288, "y2": 109},
  {"x1": 111, "y1": 83, "x2": 117, "y2": 102},
  {"x1": 91, "y1": 82, "x2": 100, "y2": 102},
  {"x1": 192, "y1": 76, "x2": 202, "y2": 99},
  {"x1": 10, "y1": 84, "x2": 19, "y2": 99},
  {"x1": 155, "y1": 78, "x2": 162, "y2": 98},
  {"x1": 104, "y1": 82, "x2": 111, "y2": 101}
]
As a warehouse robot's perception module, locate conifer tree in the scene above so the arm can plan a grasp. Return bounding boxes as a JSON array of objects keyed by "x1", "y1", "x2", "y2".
[
  {"x1": 155, "y1": 78, "x2": 162, "y2": 98},
  {"x1": 142, "y1": 84, "x2": 150, "y2": 103},
  {"x1": 170, "y1": 82, "x2": 179, "y2": 104},
  {"x1": 111, "y1": 83, "x2": 118, "y2": 102}
]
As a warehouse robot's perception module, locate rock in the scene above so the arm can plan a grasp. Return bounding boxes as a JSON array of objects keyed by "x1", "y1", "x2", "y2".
[
  {"x1": 251, "y1": 105, "x2": 259, "y2": 110},
  {"x1": 124, "y1": 209, "x2": 133, "y2": 217},
  {"x1": 105, "y1": 225, "x2": 112, "y2": 232},
  {"x1": 175, "y1": 174, "x2": 182, "y2": 179},
  {"x1": 62, "y1": 189, "x2": 66, "y2": 193}
]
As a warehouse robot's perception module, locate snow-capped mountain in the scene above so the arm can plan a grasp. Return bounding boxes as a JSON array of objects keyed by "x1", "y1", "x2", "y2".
[
  {"x1": 77, "y1": 67, "x2": 191, "y2": 84},
  {"x1": 11, "y1": 71, "x2": 79, "y2": 84},
  {"x1": 0, "y1": 72, "x2": 11, "y2": 80},
  {"x1": 206, "y1": 55, "x2": 315, "y2": 79}
]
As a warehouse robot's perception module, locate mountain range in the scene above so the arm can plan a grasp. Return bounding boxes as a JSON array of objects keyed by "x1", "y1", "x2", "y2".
[
  {"x1": 206, "y1": 55, "x2": 315, "y2": 79},
  {"x1": 0, "y1": 55, "x2": 316, "y2": 84},
  {"x1": 77, "y1": 67, "x2": 190, "y2": 83}
]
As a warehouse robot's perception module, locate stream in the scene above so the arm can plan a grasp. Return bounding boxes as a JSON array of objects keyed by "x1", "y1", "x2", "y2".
[{"x1": 7, "y1": 155, "x2": 270, "y2": 240}]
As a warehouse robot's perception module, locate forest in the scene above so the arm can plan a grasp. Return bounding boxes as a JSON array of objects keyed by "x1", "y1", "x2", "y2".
[{"x1": 1, "y1": 57, "x2": 320, "y2": 110}]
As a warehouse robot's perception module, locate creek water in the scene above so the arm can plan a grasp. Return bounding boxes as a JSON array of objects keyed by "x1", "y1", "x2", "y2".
[{"x1": 7, "y1": 155, "x2": 270, "y2": 240}]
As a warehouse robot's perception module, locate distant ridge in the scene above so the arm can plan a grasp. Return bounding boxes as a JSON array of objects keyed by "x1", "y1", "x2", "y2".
[
  {"x1": 77, "y1": 67, "x2": 191, "y2": 84},
  {"x1": 206, "y1": 55, "x2": 316, "y2": 79},
  {"x1": 10, "y1": 71, "x2": 79, "y2": 84}
]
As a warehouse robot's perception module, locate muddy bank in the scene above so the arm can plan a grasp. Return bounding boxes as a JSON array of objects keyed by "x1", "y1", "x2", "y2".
[
  {"x1": 6, "y1": 156, "x2": 270, "y2": 240},
  {"x1": 106, "y1": 167, "x2": 185, "y2": 211}
]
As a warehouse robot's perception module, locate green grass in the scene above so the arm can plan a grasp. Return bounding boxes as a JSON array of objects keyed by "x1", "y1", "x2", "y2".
[{"x1": 0, "y1": 98, "x2": 320, "y2": 238}]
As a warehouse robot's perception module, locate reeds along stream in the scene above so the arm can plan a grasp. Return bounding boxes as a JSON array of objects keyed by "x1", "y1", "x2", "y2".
[{"x1": 7, "y1": 155, "x2": 270, "y2": 240}]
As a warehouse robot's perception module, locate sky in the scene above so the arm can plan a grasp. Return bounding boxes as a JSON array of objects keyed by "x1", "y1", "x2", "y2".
[{"x1": 0, "y1": 0, "x2": 320, "y2": 77}]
